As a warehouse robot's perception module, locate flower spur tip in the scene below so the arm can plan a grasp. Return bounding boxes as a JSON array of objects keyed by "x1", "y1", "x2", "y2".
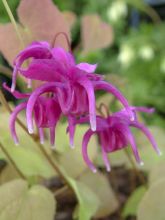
[
  {"x1": 27, "y1": 84, "x2": 32, "y2": 89},
  {"x1": 139, "y1": 161, "x2": 144, "y2": 166},
  {"x1": 106, "y1": 167, "x2": 111, "y2": 172},
  {"x1": 92, "y1": 168, "x2": 97, "y2": 173},
  {"x1": 91, "y1": 123, "x2": 96, "y2": 131},
  {"x1": 157, "y1": 149, "x2": 162, "y2": 156},
  {"x1": 28, "y1": 127, "x2": 34, "y2": 134},
  {"x1": 130, "y1": 115, "x2": 135, "y2": 122},
  {"x1": 70, "y1": 144, "x2": 75, "y2": 149},
  {"x1": 11, "y1": 85, "x2": 15, "y2": 93}
]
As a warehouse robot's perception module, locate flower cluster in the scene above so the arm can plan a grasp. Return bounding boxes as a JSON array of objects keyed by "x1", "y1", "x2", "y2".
[{"x1": 5, "y1": 37, "x2": 161, "y2": 172}]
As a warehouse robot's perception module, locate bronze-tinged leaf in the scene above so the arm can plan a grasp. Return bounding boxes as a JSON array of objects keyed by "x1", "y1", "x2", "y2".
[
  {"x1": 0, "y1": 23, "x2": 28, "y2": 66},
  {"x1": 63, "y1": 11, "x2": 77, "y2": 30},
  {"x1": 17, "y1": 0, "x2": 70, "y2": 49},
  {"x1": 81, "y1": 14, "x2": 114, "y2": 54}
]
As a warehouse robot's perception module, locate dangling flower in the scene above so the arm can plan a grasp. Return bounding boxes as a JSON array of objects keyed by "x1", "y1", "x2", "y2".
[
  {"x1": 78, "y1": 106, "x2": 161, "y2": 173},
  {"x1": 4, "y1": 83, "x2": 61, "y2": 147},
  {"x1": 12, "y1": 40, "x2": 134, "y2": 133}
]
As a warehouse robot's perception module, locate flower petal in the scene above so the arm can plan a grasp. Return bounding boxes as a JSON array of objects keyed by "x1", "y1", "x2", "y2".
[
  {"x1": 101, "y1": 146, "x2": 111, "y2": 172},
  {"x1": 52, "y1": 47, "x2": 75, "y2": 67},
  {"x1": 67, "y1": 116, "x2": 76, "y2": 148},
  {"x1": 124, "y1": 127, "x2": 143, "y2": 165},
  {"x1": 3, "y1": 83, "x2": 30, "y2": 99},
  {"x1": 76, "y1": 63, "x2": 97, "y2": 73},
  {"x1": 131, "y1": 122, "x2": 161, "y2": 155},
  {"x1": 11, "y1": 42, "x2": 51, "y2": 91},
  {"x1": 50, "y1": 126, "x2": 56, "y2": 148},
  {"x1": 20, "y1": 58, "x2": 65, "y2": 82},
  {"x1": 10, "y1": 102, "x2": 27, "y2": 144},
  {"x1": 39, "y1": 127, "x2": 44, "y2": 144},
  {"x1": 131, "y1": 106, "x2": 155, "y2": 114},
  {"x1": 82, "y1": 129, "x2": 97, "y2": 173},
  {"x1": 26, "y1": 82, "x2": 64, "y2": 133},
  {"x1": 56, "y1": 85, "x2": 74, "y2": 114},
  {"x1": 79, "y1": 79, "x2": 96, "y2": 131},
  {"x1": 93, "y1": 81, "x2": 134, "y2": 121}
]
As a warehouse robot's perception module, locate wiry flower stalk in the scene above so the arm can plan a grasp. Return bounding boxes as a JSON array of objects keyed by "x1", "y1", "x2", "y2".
[
  {"x1": 2, "y1": 0, "x2": 25, "y2": 48},
  {"x1": 0, "y1": 141, "x2": 26, "y2": 179}
]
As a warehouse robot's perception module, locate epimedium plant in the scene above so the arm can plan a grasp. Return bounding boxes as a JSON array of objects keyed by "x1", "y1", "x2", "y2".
[{"x1": 0, "y1": 0, "x2": 164, "y2": 220}]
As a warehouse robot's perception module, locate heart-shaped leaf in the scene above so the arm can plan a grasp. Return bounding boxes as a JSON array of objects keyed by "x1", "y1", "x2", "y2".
[
  {"x1": 80, "y1": 170, "x2": 119, "y2": 218},
  {"x1": 17, "y1": 0, "x2": 70, "y2": 47},
  {"x1": 81, "y1": 14, "x2": 114, "y2": 54},
  {"x1": 0, "y1": 0, "x2": 70, "y2": 66},
  {"x1": 63, "y1": 11, "x2": 77, "y2": 30},
  {"x1": 0, "y1": 179, "x2": 56, "y2": 220},
  {"x1": 137, "y1": 178, "x2": 165, "y2": 220}
]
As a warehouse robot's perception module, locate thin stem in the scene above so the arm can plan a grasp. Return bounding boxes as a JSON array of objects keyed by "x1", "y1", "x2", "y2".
[
  {"x1": 2, "y1": 0, "x2": 25, "y2": 48},
  {"x1": 0, "y1": 141, "x2": 26, "y2": 179},
  {"x1": 0, "y1": 65, "x2": 12, "y2": 78},
  {"x1": 97, "y1": 103, "x2": 110, "y2": 118},
  {"x1": 0, "y1": 89, "x2": 73, "y2": 190},
  {"x1": 51, "y1": 32, "x2": 71, "y2": 52},
  {"x1": 124, "y1": 148, "x2": 147, "y2": 188},
  {"x1": 146, "y1": 5, "x2": 161, "y2": 24},
  {"x1": 37, "y1": 142, "x2": 71, "y2": 187},
  {"x1": 54, "y1": 185, "x2": 68, "y2": 198}
]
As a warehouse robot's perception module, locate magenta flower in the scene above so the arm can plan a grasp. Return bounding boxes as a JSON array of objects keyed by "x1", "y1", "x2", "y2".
[
  {"x1": 79, "y1": 107, "x2": 161, "y2": 173},
  {"x1": 11, "y1": 41, "x2": 134, "y2": 135},
  {"x1": 4, "y1": 83, "x2": 61, "y2": 147}
]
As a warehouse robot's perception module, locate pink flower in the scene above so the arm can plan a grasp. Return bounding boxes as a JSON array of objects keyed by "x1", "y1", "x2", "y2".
[
  {"x1": 4, "y1": 83, "x2": 61, "y2": 147},
  {"x1": 79, "y1": 107, "x2": 161, "y2": 173},
  {"x1": 11, "y1": 41, "x2": 134, "y2": 134}
]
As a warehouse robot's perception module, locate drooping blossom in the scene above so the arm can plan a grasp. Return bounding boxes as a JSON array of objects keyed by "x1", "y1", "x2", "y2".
[
  {"x1": 78, "y1": 106, "x2": 161, "y2": 173},
  {"x1": 4, "y1": 83, "x2": 61, "y2": 147},
  {"x1": 11, "y1": 39, "x2": 134, "y2": 136}
]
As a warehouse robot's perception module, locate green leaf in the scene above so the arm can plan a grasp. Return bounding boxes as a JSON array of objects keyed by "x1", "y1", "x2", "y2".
[
  {"x1": 0, "y1": 179, "x2": 56, "y2": 220},
  {"x1": 137, "y1": 178, "x2": 165, "y2": 220},
  {"x1": 6, "y1": 146, "x2": 54, "y2": 178},
  {"x1": 80, "y1": 170, "x2": 119, "y2": 218},
  {"x1": 68, "y1": 177, "x2": 100, "y2": 220},
  {"x1": 149, "y1": 161, "x2": 165, "y2": 185},
  {"x1": 122, "y1": 186, "x2": 146, "y2": 217}
]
